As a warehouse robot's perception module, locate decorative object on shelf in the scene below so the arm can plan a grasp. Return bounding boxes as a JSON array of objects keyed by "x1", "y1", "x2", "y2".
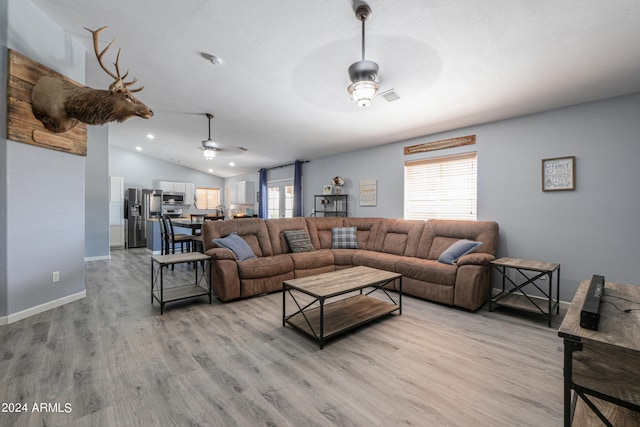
[
  {"x1": 332, "y1": 176, "x2": 345, "y2": 194},
  {"x1": 542, "y1": 156, "x2": 575, "y2": 191},
  {"x1": 404, "y1": 135, "x2": 476, "y2": 155},
  {"x1": 321, "y1": 198, "x2": 331, "y2": 209},
  {"x1": 323, "y1": 185, "x2": 333, "y2": 195},
  {"x1": 359, "y1": 179, "x2": 377, "y2": 206},
  {"x1": 347, "y1": 3, "x2": 380, "y2": 107},
  {"x1": 31, "y1": 26, "x2": 153, "y2": 134}
]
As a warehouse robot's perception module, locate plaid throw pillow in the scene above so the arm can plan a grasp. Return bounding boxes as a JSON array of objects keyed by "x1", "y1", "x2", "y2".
[
  {"x1": 284, "y1": 230, "x2": 316, "y2": 253},
  {"x1": 331, "y1": 227, "x2": 358, "y2": 249}
]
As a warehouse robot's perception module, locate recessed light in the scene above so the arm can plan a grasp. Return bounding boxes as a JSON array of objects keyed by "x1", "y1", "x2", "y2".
[
  {"x1": 146, "y1": 134, "x2": 155, "y2": 139},
  {"x1": 208, "y1": 169, "x2": 214, "y2": 173},
  {"x1": 135, "y1": 146, "x2": 143, "y2": 151},
  {"x1": 229, "y1": 162, "x2": 235, "y2": 167}
]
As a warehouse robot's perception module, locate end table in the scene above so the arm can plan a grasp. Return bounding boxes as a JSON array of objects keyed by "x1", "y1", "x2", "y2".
[
  {"x1": 489, "y1": 257, "x2": 560, "y2": 327},
  {"x1": 151, "y1": 252, "x2": 212, "y2": 314}
]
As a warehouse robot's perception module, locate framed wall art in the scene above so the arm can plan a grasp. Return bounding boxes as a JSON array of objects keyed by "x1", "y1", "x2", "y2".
[
  {"x1": 542, "y1": 156, "x2": 575, "y2": 191},
  {"x1": 359, "y1": 179, "x2": 377, "y2": 206}
]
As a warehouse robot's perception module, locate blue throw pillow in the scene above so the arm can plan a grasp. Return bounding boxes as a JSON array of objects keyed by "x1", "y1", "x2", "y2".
[
  {"x1": 213, "y1": 232, "x2": 257, "y2": 261},
  {"x1": 438, "y1": 239, "x2": 481, "y2": 264},
  {"x1": 331, "y1": 227, "x2": 358, "y2": 249}
]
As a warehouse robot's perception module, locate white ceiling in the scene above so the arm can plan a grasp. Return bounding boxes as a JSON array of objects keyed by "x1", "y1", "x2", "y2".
[{"x1": 29, "y1": 0, "x2": 640, "y2": 178}]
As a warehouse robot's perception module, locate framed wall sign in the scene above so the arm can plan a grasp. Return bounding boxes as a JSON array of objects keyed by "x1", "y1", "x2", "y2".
[{"x1": 542, "y1": 156, "x2": 575, "y2": 191}]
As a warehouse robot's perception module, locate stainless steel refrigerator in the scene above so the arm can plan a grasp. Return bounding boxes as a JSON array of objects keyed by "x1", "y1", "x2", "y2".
[
  {"x1": 125, "y1": 188, "x2": 145, "y2": 248},
  {"x1": 125, "y1": 188, "x2": 162, "y2": 248}
]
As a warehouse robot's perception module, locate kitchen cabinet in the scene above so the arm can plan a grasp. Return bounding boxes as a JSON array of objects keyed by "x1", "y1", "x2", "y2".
[
  {"x1": 159, "y1": 181, "x2": 195, "y2": 205},
  {"x1": 231, "y1": 181, "x2": 255, "y2": 204},
  {"x1": 184, "y1": 183, "x2": 195, "y2": 205},
  {"x1": 109, "y1": 176, "x2": 124, "y2": 203}
]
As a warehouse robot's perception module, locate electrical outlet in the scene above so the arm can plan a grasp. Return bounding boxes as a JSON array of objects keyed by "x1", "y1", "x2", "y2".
[{"x1": 52, "y1": 271, "x2": 60, "y2": 282}]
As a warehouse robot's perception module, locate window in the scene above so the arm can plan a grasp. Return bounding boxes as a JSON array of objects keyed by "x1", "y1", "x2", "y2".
[
  {"x1": 267, "y1": 180, "x2": 294, "y2": 218},
  {"x1": 404, "y1": 152, "x2": 477, "y2": 220},
  {"x1": 195, "y1": 187, "x2": 220, "y2": 210}
]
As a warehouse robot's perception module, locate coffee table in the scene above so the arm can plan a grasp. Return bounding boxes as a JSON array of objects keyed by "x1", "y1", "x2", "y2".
[{"x1": 282, "y1": 266, "x2": 402, "y2": 348}]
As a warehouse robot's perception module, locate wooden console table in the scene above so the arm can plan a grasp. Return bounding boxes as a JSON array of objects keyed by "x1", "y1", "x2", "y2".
[
  {"x1": 558, "y1": 280, "x2": 640, "y2": 426},
  {"x1": 489, "y1": 257, "x2": 560, "y2": 326}
]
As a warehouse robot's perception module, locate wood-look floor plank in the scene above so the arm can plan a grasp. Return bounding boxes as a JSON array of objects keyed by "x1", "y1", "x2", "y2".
[{"x1": 0, "y1": 248, "x2": 575, "y2": 427}]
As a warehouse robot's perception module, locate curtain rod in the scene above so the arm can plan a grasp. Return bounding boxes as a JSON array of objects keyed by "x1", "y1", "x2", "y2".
[{"x1": 261, "y1": 160, "x2": 309, "y2": 172}]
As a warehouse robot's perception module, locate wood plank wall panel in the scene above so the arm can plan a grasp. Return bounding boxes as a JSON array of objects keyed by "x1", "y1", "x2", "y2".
[{"x1": 6, "y1": 49, "x2": 87, "y2": 156}]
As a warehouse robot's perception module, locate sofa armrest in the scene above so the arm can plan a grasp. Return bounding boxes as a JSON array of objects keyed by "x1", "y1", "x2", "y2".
[
  {"x1": 456, "y1": 252, "x2": 495, "y2": 266},
  {"x1": 205, "y1": 247, "x2": 237, "y2": 261}
]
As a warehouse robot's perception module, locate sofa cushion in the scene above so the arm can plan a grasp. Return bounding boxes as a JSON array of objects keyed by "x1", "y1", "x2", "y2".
[
  {"x1": 438, "y1": 239, "x2": 481, "y2": 264},
  {"x1": 290, "y1": 249, "x2": 334, "y2": 271},
  {"x1": 306, "y1": 217, "x2": 346, "y2": 249},
  {"x1": 370, "y1": 219, "x2": 425, "y2": 257},
  {"x1": 203, "y1": 218, "x2": 273, "y2": 257},
  {"x1": 352, "y1": 250, "x2": 404, "y2": 272},
  {"x1": 332, "y1": 227, "x2": 358, "y2": 249},
  {"x1": 284, "y1": 229, "x2": 316, "y2": 253},
  {"x1": 418, "y1": 219, "x2": 499, "y2": 260},
  {"x1": 266, "y1": 217, "x2": 311, "y2": 254},
  {"x1": 213, "y1": 233, "x2": 257, "y2": 261},
  {"x1": 395, "y1": 257, "x2": 458, "y2": 286},
  {"x1": 344, "y1": 218, "x2": 383, "y2": 250},
  {"x1": 237, "y1": 254, "x2": 293, "y2": 279}
]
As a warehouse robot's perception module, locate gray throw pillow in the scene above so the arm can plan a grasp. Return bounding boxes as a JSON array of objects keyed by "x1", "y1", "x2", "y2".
[
  {"x1": 284, "y1": 230, "x2": 316, "y2": 253},
  {"x1": 213, "y1": 232, "x2": 257, "y2": 261},
  {"x1": 331, "y1": 227, "x2": 358, "y2": 249},
  {"x1": 438, "y1": 239, "x2": 481, "y2": 264}
]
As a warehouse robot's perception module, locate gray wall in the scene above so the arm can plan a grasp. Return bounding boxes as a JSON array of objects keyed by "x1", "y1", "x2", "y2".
[
  {"x1": 85, "y1": 126, "x2": 110, "y2": 259},
  {"x1": 303, "y1": 93, "x2": 640, "y2": 302},
  {"x1": 0, "y1": 0, "x2": 8, "y2": 319},
  {"x1": 1, "y1": 0, "x2": 86, "y2": 319}
]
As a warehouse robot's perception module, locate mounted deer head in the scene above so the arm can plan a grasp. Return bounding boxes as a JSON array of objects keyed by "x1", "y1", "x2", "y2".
[{"x1": 31, "y1": 26, "x2": 153, "y2": 133}]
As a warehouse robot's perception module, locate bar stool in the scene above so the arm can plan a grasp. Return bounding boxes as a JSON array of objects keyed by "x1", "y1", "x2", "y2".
[{"x1": 163, "y1": 215, "x2": 194, "y2": 269}]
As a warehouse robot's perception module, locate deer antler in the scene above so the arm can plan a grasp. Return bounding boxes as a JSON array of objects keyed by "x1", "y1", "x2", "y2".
[{"x1": 85, "y1": 26, "x2": 144, "y2": 92}]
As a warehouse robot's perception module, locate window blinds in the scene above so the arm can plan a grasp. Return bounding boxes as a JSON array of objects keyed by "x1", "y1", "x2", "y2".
[{"x1": 404, "y1": 152, "x2": 477, "y2": 220}]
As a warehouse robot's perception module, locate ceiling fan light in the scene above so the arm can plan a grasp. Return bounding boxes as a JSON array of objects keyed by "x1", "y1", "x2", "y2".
[
  {"x1": 348, "y1": 80, "x2": 380, "y2": 107},
  {"x1": 202, "y1": 148, "x2": 216, "y2": 160}
]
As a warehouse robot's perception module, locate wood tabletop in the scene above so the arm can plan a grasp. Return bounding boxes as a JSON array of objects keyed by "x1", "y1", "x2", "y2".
[
  {"x1": 151, "y1": 252, "x2": 211, "y2": 265},
  {"x1": 558, "y1": 280, "x2": 640, "y2": 352},
  {"x1": 283, "y1": 266, "x2": 401, "y2": 298},
  {"x1": 492, "y1": 257, "x2": 560, "y2": 272}
]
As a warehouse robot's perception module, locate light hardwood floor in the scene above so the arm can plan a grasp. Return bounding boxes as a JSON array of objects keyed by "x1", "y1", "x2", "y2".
[{"x1": 0, "y1": 248, "x2": 567, "y2": 427}]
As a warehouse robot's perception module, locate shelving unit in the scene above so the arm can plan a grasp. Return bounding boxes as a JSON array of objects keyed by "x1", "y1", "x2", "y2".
[{"x1": 313, "y1": 194, "x2": 348, "y2": 217}]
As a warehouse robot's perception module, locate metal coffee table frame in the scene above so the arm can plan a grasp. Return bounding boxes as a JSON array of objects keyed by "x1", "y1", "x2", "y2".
[
  {"x1": 283, "y1": 267, "x2": 402, "y2": 349},
  {"x1": 151, "y1": 252, "x2": 212, "y2": 314}
]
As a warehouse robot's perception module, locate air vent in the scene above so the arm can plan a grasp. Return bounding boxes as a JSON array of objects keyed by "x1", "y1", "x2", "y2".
[{"x1": 380, "y1": 89, "x2": 401, "y2": 103}]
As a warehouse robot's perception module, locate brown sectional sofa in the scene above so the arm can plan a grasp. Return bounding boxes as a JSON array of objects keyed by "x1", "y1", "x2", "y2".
[{"x1": 202, "y1": 217, "x2": 499, "y2": 310}]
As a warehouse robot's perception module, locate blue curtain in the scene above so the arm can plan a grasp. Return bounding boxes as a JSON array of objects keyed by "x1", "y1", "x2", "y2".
[
  {"x1": 258, "y1": 168, "x2": 267, "y2": 218},
  {"x1": 294, "y1": 160, "x2": 302, "y2": 217}
]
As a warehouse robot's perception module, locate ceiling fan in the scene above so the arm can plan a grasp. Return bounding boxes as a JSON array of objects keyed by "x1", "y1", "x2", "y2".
[{"x1": 200, "y1": 113, "x2": 247, "y2": 160}]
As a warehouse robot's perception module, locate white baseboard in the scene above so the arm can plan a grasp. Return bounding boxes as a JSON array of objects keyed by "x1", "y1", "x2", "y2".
[
  {"x1": 84, "y1": 255, "x2": 111, "y2": 262},
  {"x1": 0, "y1": 290, "x2": 87, "y2": 325}
]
